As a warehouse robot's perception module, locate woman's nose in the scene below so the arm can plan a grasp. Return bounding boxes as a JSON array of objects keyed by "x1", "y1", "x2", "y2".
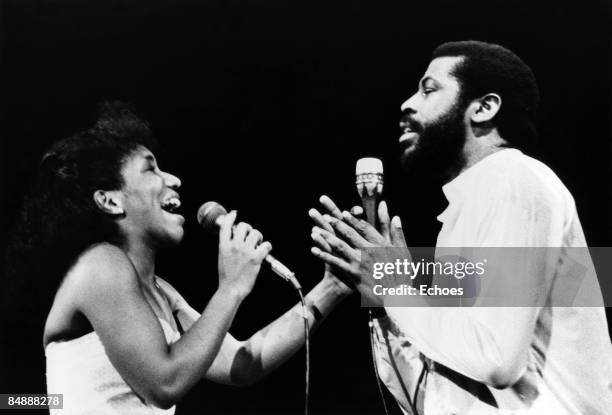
[{"x1": 162, "y1": 171, "x2": 181, "y2": 189}]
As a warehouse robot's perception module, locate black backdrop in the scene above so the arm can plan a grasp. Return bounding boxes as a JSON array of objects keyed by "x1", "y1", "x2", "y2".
[{"x1": 1, "y1": 0, "x2": 611, "y2": 414}]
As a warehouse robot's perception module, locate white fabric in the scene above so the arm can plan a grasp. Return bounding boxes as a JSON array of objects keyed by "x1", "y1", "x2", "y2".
[
  {"x1": 46, "y1": 318, "x2": 180, "y2": 415},
  {"x1": 375, "y1": 149, "x2": 612, "y2": 414}
]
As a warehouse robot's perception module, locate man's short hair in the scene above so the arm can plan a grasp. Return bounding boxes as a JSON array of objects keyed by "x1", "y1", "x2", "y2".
[{"x1": 432, "y1": 40, "x2": 540, "y2": 151}]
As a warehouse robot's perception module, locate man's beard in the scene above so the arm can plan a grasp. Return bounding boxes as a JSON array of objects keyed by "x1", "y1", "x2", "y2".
[{"x1": 400, "y1": 99, "x2": 467, "y2": 183}]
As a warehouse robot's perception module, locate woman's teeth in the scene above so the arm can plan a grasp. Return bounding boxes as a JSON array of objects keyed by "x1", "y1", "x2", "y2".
[{"x1": 161, "y1": 197, "x2": 181, "y2": 213}]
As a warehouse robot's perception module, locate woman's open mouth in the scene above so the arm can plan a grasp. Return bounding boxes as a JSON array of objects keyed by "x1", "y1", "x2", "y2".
[{"x1": 160, "y1": 196, "x2": 182, "y2": 218}]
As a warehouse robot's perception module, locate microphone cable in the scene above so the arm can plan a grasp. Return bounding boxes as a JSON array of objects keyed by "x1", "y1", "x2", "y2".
[
  {"x1": 197, "y1": 202, "x2": 310, "y2": 414},
  {"x1": 296, "y1": 286, "x2": 310, "y2": 415}
]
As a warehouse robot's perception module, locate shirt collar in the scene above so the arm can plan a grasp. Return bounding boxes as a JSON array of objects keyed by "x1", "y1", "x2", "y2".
[
  {"x1": 441, "y1": 148, "x2": 520, "y2": 203},
  {"x1": 437, "y1": 148, "x2": 520, "y2": 224}
]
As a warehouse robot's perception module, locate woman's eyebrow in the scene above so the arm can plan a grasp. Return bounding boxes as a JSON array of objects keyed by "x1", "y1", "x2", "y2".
[
  {"x1": 139, "y1": 154, "x2": 157, "y2": 170},
  {"x1": 144, "y1": 154, "x2": 157, "y2": 164}
]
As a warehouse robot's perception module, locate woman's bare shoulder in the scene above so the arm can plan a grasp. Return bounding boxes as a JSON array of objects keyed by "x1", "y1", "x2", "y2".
[
  {"x1": 44, "y1": 243, "x2": 138, "y2": 344},
  {"x1": 64, "y1": 243, "x2": 138, "y2": 295}
]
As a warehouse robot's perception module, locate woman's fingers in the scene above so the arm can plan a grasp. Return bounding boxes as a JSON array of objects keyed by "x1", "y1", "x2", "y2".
[
  {"x1": 245, "y1": 228, "x2": 263, "y2": 248},
  {"x1": 233, "y1": 222, "x2": 252, "y2": 242},
  {"x1": 254, "y1": 241, "x2": 273, "y2": 260},
  {"x1": 219, "y1": 210, "x2": 237, "y2": 248}
]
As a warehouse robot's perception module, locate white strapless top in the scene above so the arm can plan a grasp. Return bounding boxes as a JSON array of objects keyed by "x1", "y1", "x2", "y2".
[{"x1": 45, "y1": 319, "x2": 180, "y2": 415}]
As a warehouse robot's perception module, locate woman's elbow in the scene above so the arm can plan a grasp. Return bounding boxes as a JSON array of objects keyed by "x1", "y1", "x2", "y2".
[
  {"x1": 227, "y1": 341, "x2": 265, "y2": 387},
  {"x1": 144, "y1": 369, "x2": 185, "y2": 409},
  {"x1": 145, "y1": 382, "x2": 182, "y2": 410},
  {"x1": 229, "y1": 362, "x2": 265, "y2": 387}
]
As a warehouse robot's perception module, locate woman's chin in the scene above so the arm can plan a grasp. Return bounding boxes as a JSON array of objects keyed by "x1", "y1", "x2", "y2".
[
  {"x1": 155, "y1": 226, "x2": 185, "y2": 248},
  {"x1": 168, "y1": 227, "x2": 185, "y2": 245}
]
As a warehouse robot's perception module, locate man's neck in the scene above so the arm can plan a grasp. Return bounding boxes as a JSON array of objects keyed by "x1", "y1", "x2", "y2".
[{"x1": 444, "y1": 131, "x2": 509, "y2": 184}]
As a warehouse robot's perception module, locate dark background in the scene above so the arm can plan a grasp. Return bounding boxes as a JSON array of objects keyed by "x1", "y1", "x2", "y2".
[{"x1": 1, "y1": 0, "x2": 611, "y2": 414}]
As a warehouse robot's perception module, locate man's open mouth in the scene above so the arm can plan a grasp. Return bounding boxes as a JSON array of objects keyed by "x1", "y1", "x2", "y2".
[
  {"x1": 399, "y1": 119, "x2": 421, "y2": 143},
  {"x1": 399, "y1": 127, "x2": 419, "y2": 144}
]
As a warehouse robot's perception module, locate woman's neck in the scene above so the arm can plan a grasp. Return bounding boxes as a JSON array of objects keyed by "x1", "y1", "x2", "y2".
[{"x1": 122, "y1": 236, "x2": 157, "y2": 287}]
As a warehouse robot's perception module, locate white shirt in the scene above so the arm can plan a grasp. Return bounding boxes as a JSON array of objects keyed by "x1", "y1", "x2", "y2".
[{"x1": 374, "y1": 149, "x2": 612, "y2": 414}]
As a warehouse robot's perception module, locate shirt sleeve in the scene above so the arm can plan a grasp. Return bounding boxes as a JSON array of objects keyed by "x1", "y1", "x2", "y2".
[{"x1": 386, "y1": 165, "x2": 568, "y2": 387}]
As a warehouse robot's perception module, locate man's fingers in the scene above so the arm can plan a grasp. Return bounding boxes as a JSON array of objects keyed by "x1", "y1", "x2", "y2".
[
  {"x1": 317, "y1": 227, "x2": 359, "y2": 260},
  {"x1": 350, "y1": 205, "x2": 364, "y2": 217},
  {"x1": 308, "y1": 208, "x2": 335, "y2": 233},
  {"x1": 341, "y1": 210, "x2": 381, "y2": 243},
  {"x1": 319, "y1": 195, "x2": 343, "y2": 220},
  {"x1": 390, "y1": 216, "x2": 408, "y2": 247},
  {"x1": 311, "y1": 247, "x2": 355, "y2": 276},
  {"x1": 311, "y1": 227, "x2": 332, "y2": 252},
  {"x1": 378, "y1": 201, "x2": 391, "y2": 241},
  {"x1": 341, "y1": 210, "x2": 368, "y2": 233},
  {"x1": 326, "y1": 214, "x2": 368, "y2": 248},
  {"x1": 219, "y1": 210, "x2": 237, "y2": 246}
]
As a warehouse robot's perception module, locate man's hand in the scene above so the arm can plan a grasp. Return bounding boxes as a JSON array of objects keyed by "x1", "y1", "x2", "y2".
[
  {"x1": 308, "y1": 197, "x2": 353, "y2": 297},
  {"x1": 309, "y1": 195, "x2": 409, "y2": 305}
]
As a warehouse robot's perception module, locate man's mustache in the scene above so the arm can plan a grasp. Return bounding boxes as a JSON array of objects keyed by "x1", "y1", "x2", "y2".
[{"x1": 399, "y1": 114, "x2": 423, "y2": 132}]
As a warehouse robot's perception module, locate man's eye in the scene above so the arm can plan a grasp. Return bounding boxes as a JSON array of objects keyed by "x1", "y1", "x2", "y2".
[{"x1": 422, "y1": 88, "x2": 435, "y2": 96}]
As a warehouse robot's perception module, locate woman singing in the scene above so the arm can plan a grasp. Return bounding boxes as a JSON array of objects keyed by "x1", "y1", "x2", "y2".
[{"x1": 7, "y1": 103, "x2": 350, "y2": 414}]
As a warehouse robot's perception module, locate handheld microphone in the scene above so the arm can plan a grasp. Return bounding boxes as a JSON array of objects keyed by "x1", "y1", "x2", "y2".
[
  {"x1": 357, "y1": 159, "x2": 388, "y2": 333},
  {"x1": 197, "y1": 201, "x2": 301, "y2": 290},
  {"x1": 355, "y1": 158, "x2": 384, "y2": 226}
]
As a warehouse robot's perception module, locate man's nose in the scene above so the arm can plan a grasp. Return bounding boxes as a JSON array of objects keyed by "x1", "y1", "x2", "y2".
[{"x1": 400, "y1": 92, "x2": 419, "y2": 113}]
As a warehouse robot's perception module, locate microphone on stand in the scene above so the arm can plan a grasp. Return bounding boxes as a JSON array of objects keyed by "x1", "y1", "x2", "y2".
[
  {"x1": 197, "y1": 201, "x2": 301, "y2": 290},
  {"x1": 355, "y1": 158, "x2": 384, "y2": 226}
]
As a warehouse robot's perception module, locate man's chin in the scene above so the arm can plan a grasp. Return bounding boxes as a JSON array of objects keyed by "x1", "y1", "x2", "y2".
[
  {"x1": 400, "y1": 148, "x2": 449, "y2": 183},
  {"x1": 399, "y1": 145, "x2": 423, "y2": 172}
]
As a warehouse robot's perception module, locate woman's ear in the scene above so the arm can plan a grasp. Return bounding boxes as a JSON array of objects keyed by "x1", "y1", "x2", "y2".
[
  {"x1": 93, "y1": 190, "x2": 125, "y2": 216},
  {"x1": 469, "y1": 93, "x2": 502, "y2": 124}
]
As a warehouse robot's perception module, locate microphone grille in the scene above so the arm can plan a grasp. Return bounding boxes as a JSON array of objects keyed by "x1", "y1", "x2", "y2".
[
  {"x1": 356, "y1": 157, "x2": 383, "y2": 175},
  {"x1": 355, "y1": 158, "x2": 384, "y2": 198},
  {"x1": 197, "y1": 201, "x2": 228, "y2": 230}
]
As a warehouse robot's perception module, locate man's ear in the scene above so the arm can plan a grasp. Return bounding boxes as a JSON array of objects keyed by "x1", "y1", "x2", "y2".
[
  {"x1": 469, "y1": 93, "x2": 501, "y2": 124},
  {"x1": 93, "y1": 190, "x2": 125, "y2": 216}
]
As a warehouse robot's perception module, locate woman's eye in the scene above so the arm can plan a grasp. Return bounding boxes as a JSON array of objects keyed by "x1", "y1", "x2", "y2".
[{"x1": 422, "y1": 88, "x2": 435, "y2": 95}]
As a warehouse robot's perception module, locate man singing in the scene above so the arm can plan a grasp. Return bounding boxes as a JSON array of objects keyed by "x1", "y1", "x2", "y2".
[{"x1": 309, "y1": 41, "x2": 612, "y2": 414}]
